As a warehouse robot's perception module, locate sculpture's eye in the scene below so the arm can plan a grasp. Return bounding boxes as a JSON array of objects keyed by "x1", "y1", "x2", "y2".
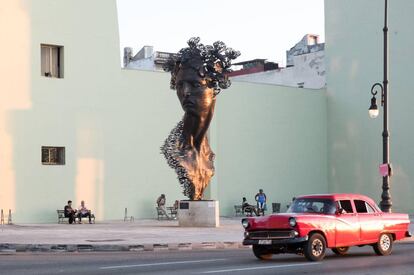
[
  {"x1": 176, "y1": 81, "x2": 183, "y2": 89},
  {"x1": 193, "y1": 82, "x2": 201, "y2": 88}
]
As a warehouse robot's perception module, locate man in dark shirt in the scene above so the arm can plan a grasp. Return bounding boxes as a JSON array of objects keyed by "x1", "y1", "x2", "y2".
[
  {"x1": 242, "y1": 197, "x2": 259, "y2": 216},
  {"x1": 64, "y1": 200, "x2": 77, "y2": 224}
]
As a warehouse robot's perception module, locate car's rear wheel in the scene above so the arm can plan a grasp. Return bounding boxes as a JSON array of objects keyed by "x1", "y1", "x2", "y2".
[
  {"x1": 332, "y1": 246, "x2": 349, "y2": 255},
  {"x1": 373, "y1": 233, "x2": 393, "y2": 256},
  {"x1": 304, "y1": 233, "x2": 326, "y2": 261},
  {"x1": 252, "y1": 245, "x2": 272, "y2": 260}
]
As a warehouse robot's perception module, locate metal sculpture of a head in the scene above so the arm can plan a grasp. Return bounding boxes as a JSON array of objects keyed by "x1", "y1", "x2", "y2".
[{"x1": 164, "y1": 37, "x2": 240, "y2": 96}]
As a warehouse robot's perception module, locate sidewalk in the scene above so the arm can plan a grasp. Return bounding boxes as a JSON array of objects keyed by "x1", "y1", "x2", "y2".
[
  {"x1": 0, "y1": 218, "x2": 244, "y2": 253},
  {"x1": 0, "y1": 217, "x2": 413, "y2": 253}
]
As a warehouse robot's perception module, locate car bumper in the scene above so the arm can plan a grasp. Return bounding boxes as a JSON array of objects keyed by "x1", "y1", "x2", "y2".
[{"x1": 243, "y1": 236, "x2": 308, "y2": 246}]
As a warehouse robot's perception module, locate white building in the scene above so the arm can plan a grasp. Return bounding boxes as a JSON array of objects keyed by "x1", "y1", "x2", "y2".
[
  {"x1": 231, "y1": 34, "x2": 325, "y2": 89},
  {"x1": 124, "y1": 46, "x2": 175, "y2": 71},
  {"x1": 124, "y1": 34, "x2": 325, "y2": 89}
]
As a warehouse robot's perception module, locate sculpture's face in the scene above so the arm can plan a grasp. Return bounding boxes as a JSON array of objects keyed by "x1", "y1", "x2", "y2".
[{"x1": 175, "y1": 66, "x2": 216, "y2": 116}]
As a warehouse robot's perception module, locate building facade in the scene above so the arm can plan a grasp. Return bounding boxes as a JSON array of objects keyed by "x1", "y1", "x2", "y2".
[
  {"x1": 1, "y1": 0, "x2": 412, "y2": 223},
  {"x1": 231, "y1": 34, "x2": 325, "y2": 89},
  {"x1": 325, "y1": 0, "x2": 414, "y2": 213},
  {"x1": 0, "y1": 0, "x2": 327, "y2": 223}
]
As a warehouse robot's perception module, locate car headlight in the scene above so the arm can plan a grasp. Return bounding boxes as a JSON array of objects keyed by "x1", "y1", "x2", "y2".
[
  {"x1": 289, "y1": 217, "x2": 297, "y2": 227},
  {"x1": 241, "y1": 219, "x2": 249, "y2": 229}
]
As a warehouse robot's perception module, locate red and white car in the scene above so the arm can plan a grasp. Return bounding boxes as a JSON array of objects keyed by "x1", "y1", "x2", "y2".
[{"x1": 242, "y1": 193, "x2": 411, "y2": 261}]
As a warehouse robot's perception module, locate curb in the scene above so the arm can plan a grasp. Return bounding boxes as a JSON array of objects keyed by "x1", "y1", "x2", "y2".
[
  {"x1": 0, "y1": 242, "x2": 246, "y2": 254},
  {"x1": 1, "y1": 238, "x2": 413, "y2": 254}
]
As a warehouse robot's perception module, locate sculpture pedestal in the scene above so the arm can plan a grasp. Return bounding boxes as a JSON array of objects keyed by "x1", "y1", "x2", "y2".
[{"x1": 178, "y1": 200, "x2": 219, "y2": 227}]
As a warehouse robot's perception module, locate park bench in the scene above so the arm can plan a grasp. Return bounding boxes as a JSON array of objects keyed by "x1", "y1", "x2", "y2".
[
  {"x1": 234, "y1": 205, "x2": 262, "y2": 216},
  {"x1": 272, "y1": 202, "x2": 281, "y2": 213},
  {"x1": 123, "y1": 208, "x2": 134, "y2": 222},
  {"x1": 234, "y1": 204, "x2": 256, "y2": 216},
  {"x1": 167, "y1": 206, "x2": 178, "y2": 219},
  {"x1": 234, "y1": 205, "x2": 243, "y2": 216},
  {"x1": 156, "y1": 206, "x2": 177, "y2": 220},
  {"x1": 56, "y1": 210, "x2": 95, "y2": 224},
  {"x1": 156, "y1": 206, "x2": 169, "y2": 220}
]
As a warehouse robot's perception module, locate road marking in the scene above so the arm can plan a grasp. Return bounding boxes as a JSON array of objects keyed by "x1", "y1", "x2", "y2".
[
  {"x1": 100, "y1": 258, "x2": 227, "y2": 270},
  {"x1": 200, "y1": 262, "x2": 320, "y2": 273}
]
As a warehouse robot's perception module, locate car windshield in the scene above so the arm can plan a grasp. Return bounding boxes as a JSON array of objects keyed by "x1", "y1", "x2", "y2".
[{"x1": 287, "y1": 198, "x2": 336, "y2": 214}]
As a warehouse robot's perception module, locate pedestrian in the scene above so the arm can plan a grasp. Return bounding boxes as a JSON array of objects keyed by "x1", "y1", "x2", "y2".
[{"x1": 255, "y1": 189, "x2": 267, "y2": 215}]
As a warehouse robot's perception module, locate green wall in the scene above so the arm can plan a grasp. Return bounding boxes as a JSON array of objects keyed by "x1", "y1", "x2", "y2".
[
  {"x1": 214, "y1": 83, "x2": 327, "y2": 215},
  {"x1": 325, "y1": 0, "x2": 414, "y2": 212}
]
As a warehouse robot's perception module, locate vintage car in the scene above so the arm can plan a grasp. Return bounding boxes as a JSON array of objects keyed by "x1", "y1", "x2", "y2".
[{"x1": 242, "y1": 193, "x2": 411, "y2": 261}]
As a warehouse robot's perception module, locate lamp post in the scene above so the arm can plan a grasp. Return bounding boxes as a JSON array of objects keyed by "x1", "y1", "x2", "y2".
[{"x1": 368, "y1": 0, "x2": 392, "y2": 212}]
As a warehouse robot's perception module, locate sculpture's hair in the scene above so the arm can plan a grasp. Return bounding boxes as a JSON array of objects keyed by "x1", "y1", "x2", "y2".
[{"x1": 164, "y1": 37, "x2": 240, "y2": 95}]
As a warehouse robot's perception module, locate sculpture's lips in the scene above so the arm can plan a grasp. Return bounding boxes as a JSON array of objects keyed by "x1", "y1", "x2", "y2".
[{"x1": 183, "y1": 101, "x2": 194, "y2": 107}]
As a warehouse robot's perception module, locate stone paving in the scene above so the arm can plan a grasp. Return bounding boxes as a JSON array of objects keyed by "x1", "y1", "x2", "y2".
[{"x1": 0, "y1": 217, "x2": 244, "y2": 252}]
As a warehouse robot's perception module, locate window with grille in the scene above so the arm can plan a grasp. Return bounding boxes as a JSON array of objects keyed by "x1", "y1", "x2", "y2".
[
  {"x1": 41, "y1": 146, "x2": 65, "y2": 165},
  {"x1": 41, "y1": 44, "x2": 64, "y2": 78}
]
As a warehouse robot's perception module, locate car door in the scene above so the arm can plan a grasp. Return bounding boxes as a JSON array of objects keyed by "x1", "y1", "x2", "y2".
[
  {"x1": 354, "y1": 199, "x2": 383, "y2": 243},
  {"x1": 335, "y1": 199, "x2": 360, "y2": 247}
]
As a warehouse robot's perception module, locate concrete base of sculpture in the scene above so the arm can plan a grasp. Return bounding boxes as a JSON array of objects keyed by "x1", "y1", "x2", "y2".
[{"x1": 178, "y1": 200, "x2": 219, "y2": 227}]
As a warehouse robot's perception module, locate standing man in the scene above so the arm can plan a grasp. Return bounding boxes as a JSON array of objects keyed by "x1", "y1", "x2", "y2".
[
  {"x1": 77, "y1": 200, "x2": 92, "y2": 224},
  {"x1": 255, "y1": 189, "x2": 267, "y2": 215},
  {"x1": 64, "y1": 200, "x2": 77, "y2": 224}
]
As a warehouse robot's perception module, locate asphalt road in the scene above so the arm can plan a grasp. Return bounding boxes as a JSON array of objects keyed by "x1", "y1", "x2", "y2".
[{"x1": 0, "y1": 243, "x2": 413, "y2": 275}]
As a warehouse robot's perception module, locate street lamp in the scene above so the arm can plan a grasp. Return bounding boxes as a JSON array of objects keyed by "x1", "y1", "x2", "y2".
[
  {"x1": 368, "y1": 0, "x2": 392, "y2": 212},
  {"x1": 369, "y1": 83, "x2": 381, "y2": 119}
]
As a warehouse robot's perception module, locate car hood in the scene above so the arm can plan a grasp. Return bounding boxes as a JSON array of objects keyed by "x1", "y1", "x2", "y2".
[
  {"x1": 247, "y1": 213, "x2": 331, "y2": 230},
  {"x1": 248, "y1": 213, "x2": 296, "y2": 229}
]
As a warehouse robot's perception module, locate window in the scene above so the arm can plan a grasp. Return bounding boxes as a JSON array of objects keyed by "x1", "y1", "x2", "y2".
[
  {"x1": 287, "y1": 198, "x2": 335, "y2": 214},
  {"x1": 42, "y1": 146, "x2": 65, "y2": 165},
  {"x1": 41, "y1": 44, "x2": 64, "y2": 78},
  {"x1": 338, "y1": 200, "x2": 353, "y2": 213},
  {"x1": 354, "y1": 200, "x2": 376, "y2": 213}
]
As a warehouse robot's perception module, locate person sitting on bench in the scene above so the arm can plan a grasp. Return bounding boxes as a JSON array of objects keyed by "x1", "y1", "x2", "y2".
[
  {"x1": 64, "y1": 200, "x2": 77, "y2": 224},
  {"x1": 242, "y1": 197, "x2": 259, "y2": 216},
  {"x1": 77, "y1": 200, "x2": 92, "y2": 224},
  {"x1": 156, "y1": 194, "x2": 170, "y2": 219}
]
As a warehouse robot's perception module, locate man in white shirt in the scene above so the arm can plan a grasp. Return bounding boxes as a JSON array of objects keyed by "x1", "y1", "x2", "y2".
[{"x1": 77, "y1": 200, "x2": 92, "y2": 224}]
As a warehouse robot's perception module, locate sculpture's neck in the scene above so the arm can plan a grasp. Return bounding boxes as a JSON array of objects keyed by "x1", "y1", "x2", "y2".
[{"x1": 182, "y1": 106, "x2": 215, "y2": 151}]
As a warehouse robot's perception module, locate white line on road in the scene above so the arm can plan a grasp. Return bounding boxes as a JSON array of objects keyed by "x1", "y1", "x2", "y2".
[
  {"x1": 100, "y1": 258, "x2": 227, "y2": 270},
  {"x1": 199, "y1": 262, "x2": 320, "y2": 274}
]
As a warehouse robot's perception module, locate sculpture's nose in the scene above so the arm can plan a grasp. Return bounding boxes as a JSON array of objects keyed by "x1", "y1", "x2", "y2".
[{"x1": 182, "y1": 83, "x2": 191, "y2": 97}]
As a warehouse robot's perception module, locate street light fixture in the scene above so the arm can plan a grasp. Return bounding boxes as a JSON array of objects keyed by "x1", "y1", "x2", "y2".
[
  {"x1": 368, "y1": 0, "x2": 392, "y2": 212},
  {"x1": 369, "y1": 83, "x2": 381, "y2": 119}
]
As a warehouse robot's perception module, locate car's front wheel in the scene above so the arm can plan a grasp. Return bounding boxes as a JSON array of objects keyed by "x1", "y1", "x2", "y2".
[
  {"x1": 332, "y1": 246, "x2": 349, "y2": 255},
  {"x1": 373, "y1": 233, "x2": 393, "y2": 256},
  {"x1": 252, "y1": 245, "x2": 272, "y2": 260},
  {"x1": 304, "y1": 233, "x2": 326, "y2": 261}
]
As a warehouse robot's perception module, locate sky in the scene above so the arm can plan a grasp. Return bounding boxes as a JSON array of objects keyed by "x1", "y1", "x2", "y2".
[{"x1": 116, "y1": 0, "x2": 325, "y2": 66}]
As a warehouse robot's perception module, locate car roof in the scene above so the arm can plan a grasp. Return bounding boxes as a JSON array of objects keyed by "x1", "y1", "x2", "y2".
[{"x1": 296, "y1": 193, "x2": 376, "y2": 203}]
